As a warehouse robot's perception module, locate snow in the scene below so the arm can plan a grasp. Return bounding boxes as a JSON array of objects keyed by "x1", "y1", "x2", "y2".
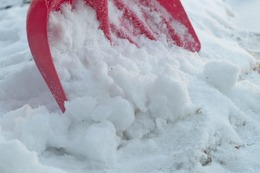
[
  {"x1": 203, "y1": 61, "x2": 240, "y2": 91},
  {"x1": 0, "y1": 139, "x2": 65, "y2": 173},
  {"x1": 0, "y1": 0, "x2": 260, "y2": 173}
]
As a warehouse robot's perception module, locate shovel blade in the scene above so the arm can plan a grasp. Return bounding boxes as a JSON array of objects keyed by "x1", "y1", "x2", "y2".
[
  {"x1": 26, "y1": 0, "x2": 68, "y2": 112},
  {"x1": 26, "y1": 0, "x2": 200, "y2": 112}
]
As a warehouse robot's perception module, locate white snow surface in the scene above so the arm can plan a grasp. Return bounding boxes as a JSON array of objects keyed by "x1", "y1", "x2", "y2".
[{"x1": 1, "y1": 0, "x2": 260, "y2": 173}]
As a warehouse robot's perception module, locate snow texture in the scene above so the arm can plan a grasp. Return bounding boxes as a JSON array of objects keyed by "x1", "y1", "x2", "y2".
[{"x1": 0, "y1": 0, "x2": 260, "y2": 173}]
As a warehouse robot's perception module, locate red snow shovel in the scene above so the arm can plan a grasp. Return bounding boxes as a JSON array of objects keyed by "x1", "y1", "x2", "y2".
[{"x1": 26, "y1": 0, "x2": 201, "y2": 112}]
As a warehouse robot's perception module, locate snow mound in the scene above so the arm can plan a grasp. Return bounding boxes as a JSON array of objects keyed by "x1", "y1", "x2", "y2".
[
  {"x1": 48, "y1": 0, "x2": 193, "y2": 134},
  {"x1": 0, "y1": 0, "x2": 260, "y2": 173}
]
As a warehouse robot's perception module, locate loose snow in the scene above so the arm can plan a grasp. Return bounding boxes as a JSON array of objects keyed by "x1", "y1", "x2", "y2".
[{"x1": 0, "y1": 0, "x2": 260, "y2": 173}]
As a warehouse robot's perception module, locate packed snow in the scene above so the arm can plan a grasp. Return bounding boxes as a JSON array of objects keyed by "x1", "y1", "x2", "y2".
[{"x1": 0, "y1": 0, "x2": 260, "y2": 173}]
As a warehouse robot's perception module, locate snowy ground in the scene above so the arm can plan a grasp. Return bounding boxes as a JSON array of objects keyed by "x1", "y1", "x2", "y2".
[{"x1": 0, "y1": 0, "x2": 260, "y2": 173}]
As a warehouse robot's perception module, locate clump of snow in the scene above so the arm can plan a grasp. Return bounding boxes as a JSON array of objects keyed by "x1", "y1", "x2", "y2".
[
  {"x1": 0, "y1": 138, "x2": 65, "y2": 173},
  {"x1": 65, "y1": 96, "x2": 97, "y2": 122},
  {"x1": 149, "y1": 72, "x2": 191, "y2": 121},
  {"x1": 1, "y1": 105, "x2": 120, "y2": 165},
  {"x1": 90, "y1": 97, "x2": 135, "y2": 132},
  {"x1": 204, "y1": 61, "x2": 240, "y2": 91},
  {"x1": 65, "y1": 121, "x2": 119, "y2": 164}
]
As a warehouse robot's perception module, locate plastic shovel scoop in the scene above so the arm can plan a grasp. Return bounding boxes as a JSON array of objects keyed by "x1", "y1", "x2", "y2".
[{"x1": 26, "y1": 0, "x2": 201, "y2": 112}]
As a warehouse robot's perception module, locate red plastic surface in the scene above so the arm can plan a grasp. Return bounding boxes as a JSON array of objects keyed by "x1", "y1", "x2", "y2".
[
  {"x1": 26, "y1": 0, "x2": 109, "y2": 112},
  {"x1": 27, "y1": 0, "x2": 68, "y2": 112},
  {"x1": 157, "y1": 0, "x2": 201, "y2": 51},
  {"x1": 27, "y1": 0, "x2": 201, "y2": 112}
]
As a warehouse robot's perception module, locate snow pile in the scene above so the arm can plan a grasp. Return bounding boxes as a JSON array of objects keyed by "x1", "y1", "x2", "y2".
[{"x1": 0, "y1": 0, "x2": 260, "y2": 173}]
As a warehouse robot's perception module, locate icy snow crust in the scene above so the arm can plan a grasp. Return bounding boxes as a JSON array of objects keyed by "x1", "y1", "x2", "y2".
[{"x1": 0, "y1": 0, "x2": 260, "y2": 173}]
